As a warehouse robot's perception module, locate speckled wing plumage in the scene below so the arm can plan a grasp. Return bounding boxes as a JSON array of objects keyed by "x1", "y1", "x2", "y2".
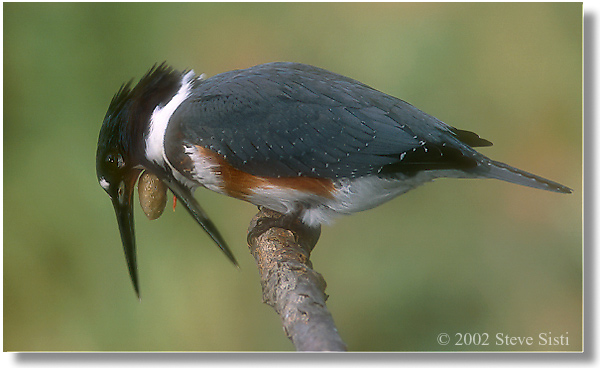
[{"x1": 168, "y1": 62, "x2": 489, "y2": 180}]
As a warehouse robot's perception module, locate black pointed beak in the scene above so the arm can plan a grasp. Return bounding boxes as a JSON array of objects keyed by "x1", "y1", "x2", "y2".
[
  {"x1": 162, "y1": 176, "x2": 238, "y2": 267},
  {"x1": 110, "y1": 170, "x2": 142, "y2": 298}
]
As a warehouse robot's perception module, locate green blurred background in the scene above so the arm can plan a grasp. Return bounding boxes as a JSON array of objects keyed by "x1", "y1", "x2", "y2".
[{"x1": 4, "y1": 3, "x2": 581, "y2": 351}]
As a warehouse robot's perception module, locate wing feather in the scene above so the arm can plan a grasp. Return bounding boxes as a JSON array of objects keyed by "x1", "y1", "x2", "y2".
[{"x1": 168, "y1": 62, "x2": 486, "y2": 179}]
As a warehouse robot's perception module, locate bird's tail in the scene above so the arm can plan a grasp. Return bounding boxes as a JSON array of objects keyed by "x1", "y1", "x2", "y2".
[{"x1": 479, "y1": 159, "x2": 572, "y2": 194}]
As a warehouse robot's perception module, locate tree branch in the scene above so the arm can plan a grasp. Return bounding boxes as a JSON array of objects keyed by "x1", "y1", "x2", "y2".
[{"x1": 246, "y1": 207, "x2": 347, "y2": 351}]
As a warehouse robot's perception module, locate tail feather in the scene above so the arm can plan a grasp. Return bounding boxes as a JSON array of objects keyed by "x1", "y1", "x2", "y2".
[{"x1": 481, "y1": 160, "x2": 572, "y2": 194}]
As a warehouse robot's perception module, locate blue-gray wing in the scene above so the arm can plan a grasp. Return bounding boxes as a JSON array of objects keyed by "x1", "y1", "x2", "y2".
[{"x1": 168, "y1": 62, "x2": 490, "y2": 179}]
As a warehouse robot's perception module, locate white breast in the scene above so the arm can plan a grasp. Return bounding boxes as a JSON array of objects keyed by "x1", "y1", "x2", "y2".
[{"x1": 247, "y1": 171, "x2": 459, "y2": 227}]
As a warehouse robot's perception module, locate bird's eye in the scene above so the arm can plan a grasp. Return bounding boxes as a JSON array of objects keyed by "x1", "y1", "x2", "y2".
[{"x1": 106, "y1": 152, "x2": 125, "y2": 169}]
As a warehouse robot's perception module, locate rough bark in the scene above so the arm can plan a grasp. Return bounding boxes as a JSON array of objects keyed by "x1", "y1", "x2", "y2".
[{"x1": 246, "y1": 208, "x2": 347, "y2": 351}]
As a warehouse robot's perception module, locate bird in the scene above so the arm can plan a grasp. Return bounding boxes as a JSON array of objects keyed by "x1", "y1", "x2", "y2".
[{"x1": 96, "y1": 62, "x2": 572, "y2": 297}]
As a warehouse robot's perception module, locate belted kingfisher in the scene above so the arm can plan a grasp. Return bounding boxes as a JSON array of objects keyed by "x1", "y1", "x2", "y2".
[{"x1": 96, "y1": 62, "x2": 572, "y2": 297}]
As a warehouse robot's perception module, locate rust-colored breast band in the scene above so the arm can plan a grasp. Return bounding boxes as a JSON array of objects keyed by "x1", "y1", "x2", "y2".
[{"x1": 195, "y1": 145, "x2": 335, "y2": 200}]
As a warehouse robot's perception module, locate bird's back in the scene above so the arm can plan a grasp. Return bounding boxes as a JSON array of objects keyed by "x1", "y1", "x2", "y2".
[{"x1": 168, "y1": 62, "x2": 494, "y2": 180}]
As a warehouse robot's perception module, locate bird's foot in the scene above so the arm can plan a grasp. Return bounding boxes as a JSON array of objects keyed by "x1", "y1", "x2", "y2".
[{"x1": 247, "y1": 207, "x2": 321, "y2": 254}]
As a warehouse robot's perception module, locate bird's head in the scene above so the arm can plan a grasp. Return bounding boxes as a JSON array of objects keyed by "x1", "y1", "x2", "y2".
[
  {"x1": 97, "y1": 64, "x2": 237, "y2": 298},
  {"x1": 96, "y1": 78, "x2": 147, "y2": 298}
]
